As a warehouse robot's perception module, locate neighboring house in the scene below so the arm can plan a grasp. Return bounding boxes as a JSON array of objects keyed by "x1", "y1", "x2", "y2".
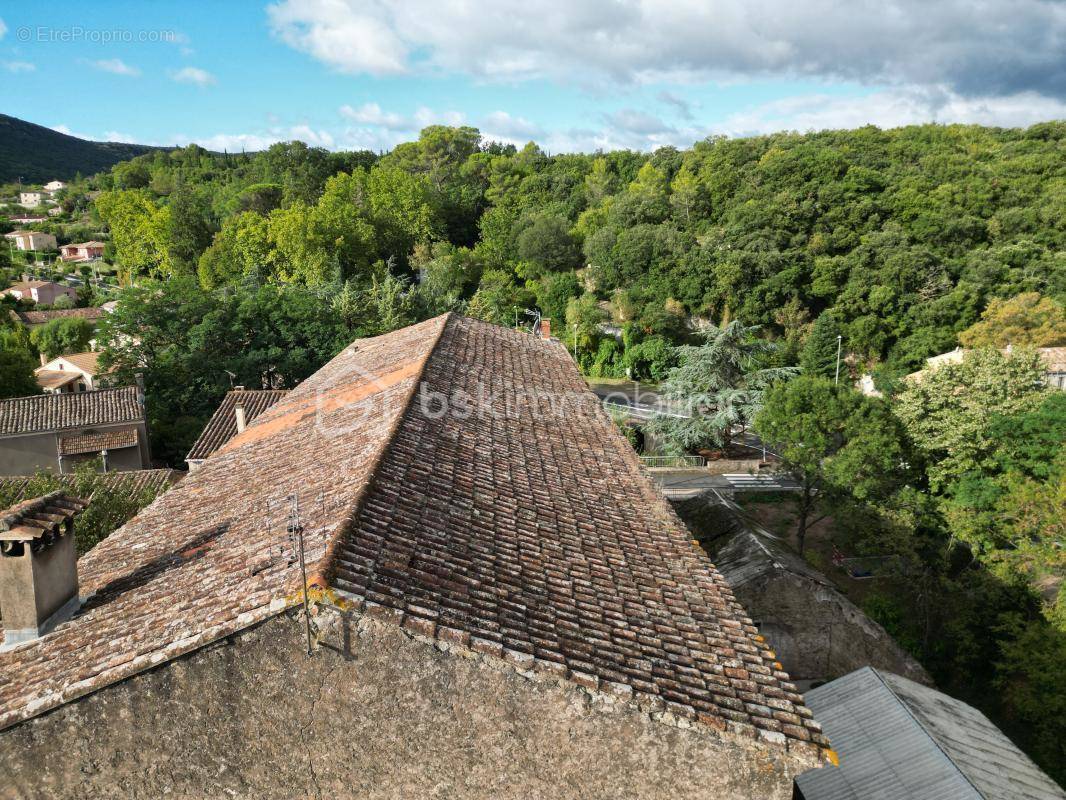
[
  {"x1": 59, "y1": 241, "x2": 105, "y2": 262},
  {"x1": 7, "y1": 216, "x2": 46, "y2": 225},
  {"x1": 794, "y1": 667, "x2": 1065, "y2": 800},
  {"x1": 44, "y1": 181, "x2": 66, "y2": 195},
  {"x1": 35, "y1": 352, "x2": 111, "y2": 394},
  {"x1": 18, "y1": 191, "x2": 43, "y2": 208},
  {"x1": 0, "y1": 386, "x2": 150, "y2": 475},
  {"x1": 0, "y1": 314, "x2": 829, "y2": 799},
  {"x1": 4, "y1": 230, "x2": 58, "y2": 252},
  {"x1": 185, "y1": 388, "x2": 289, "y2": 470},
  {"x1": 905, "y1": 346, "x2": 1066, "y2": 389},
  {"x1": 47, "y1": 206, "x2": 63, "y2": 217},
  {"x1": 673, "y1": 494, "x2": 930, "y2": 689},
  {"x1": 1, "y1": 280, "x2": 76, "y2": 306},
  {"x1": 9, "y1": 306, "x2": 106, "y2": 330}
]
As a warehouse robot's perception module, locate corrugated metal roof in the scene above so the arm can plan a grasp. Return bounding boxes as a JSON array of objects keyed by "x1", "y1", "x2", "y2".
[{"x1": 795, "y1": 667, "x2": 1065, "y2": 800}]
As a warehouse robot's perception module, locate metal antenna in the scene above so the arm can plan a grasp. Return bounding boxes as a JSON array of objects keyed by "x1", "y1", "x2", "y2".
[{"x1": 288, "y1": 494, "x2": 314, "y2": 656}]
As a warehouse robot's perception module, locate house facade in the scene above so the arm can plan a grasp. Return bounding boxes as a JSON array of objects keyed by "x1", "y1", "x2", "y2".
[
  {"x1": 59, "y1": 241, "x2": 105, "y2": 262},
  {"x1": 0, "y1": 386, "x2": 150, "y2": 475},
  {"x1": 1, "y1": 280, "x2": 76, "y2": 306},
  {"x1": 4, "y1": 230, "x2": 58, "y2": 252},
  {"x1": 44, "y1": 180, "x2": 66, "y2": 194},
  {"x1": 0, "y1": 315, "x2": 829, "y2": 799},
  {"x1": 18, "y1": 191, "x2": 43, "y2": 208},
  {"x1": 35, "y1": 352, "x2": 110, "y2": 394}
]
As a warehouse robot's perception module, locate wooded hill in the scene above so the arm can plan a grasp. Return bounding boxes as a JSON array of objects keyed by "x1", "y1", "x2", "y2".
[{"x1": 0, "y1": 114, "x2": 163, "y2": 183}]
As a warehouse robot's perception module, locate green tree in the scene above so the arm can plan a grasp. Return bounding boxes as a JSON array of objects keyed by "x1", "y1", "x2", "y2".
[
  {"x1": 755, "y1": 376, "x2": 912, "y2": 552},
  {"x1": 959, "y1": 292, "x2": 1066, "y2": 348},
  {"x1": 95, "y1": 189, "x2": 172, "y2": 278},
  {"x1": 800, "y1": 312, "x2": 842, "y2": 379},
  {"x1": 648, "y1": 322, "x2": 797, "y2": 452},
  {"x1": 895, "y1": 348, "x2": 1049, "y2": 491},
  {"x1": 564, "y1": 292, "x2": 607, "y2": 366},
  {"x1": 30, "y1": 317, "x2": 94, "y2": 359},
  {"x1": 0, "y1": 332, "x2": 39, "y2": 398},
  {"x1": 466, "y1": 269, "x2": 530, "y2": 326},
  {"x1": 516, "y1": 213, "x2": 582, "y2": 277}
]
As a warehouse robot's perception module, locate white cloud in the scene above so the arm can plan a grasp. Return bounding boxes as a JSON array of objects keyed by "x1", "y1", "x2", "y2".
[
  {"x1": 336, "y1": 103, "x2": 465, "y2": 148},
  {"x1": 102, "y1": 131, "x2": 136, "y2": 143},
  {"x1": 264, "y1": 0, "x2": 1066, "y2": 102},
  {"x1": 174, "y1": 124, "x2": 338, "y2": 152},
  {"x1": 0, "y1": 18, "x2": 7, "y2": 39},
  {"x1": 716, "y1": 87, "x2": 1066, "y2": 137},
  {"x1": 91, "y1": 58, "x2": 140, "y2": 77},
  {"x1": 605, "y1": 108, "x2": 675, "y2": 137},
  {"x1": 170, "y1": 66, "x2": 216, "y2": 86},
  {"x1": 267, "y1": 0, "x2": 408, "y2": 75},
  {"x1": 340, "y1": 102, "x2": 409, "y2": 130},
  {"x1": 3, "y1": 61, "x2": 35, "y2": 74},
  {"x1": 481, "y1": 111, "x2": 543, "y2": 142},
  {"x1": 289, "y1": 124, "x2": 334, "y2": 148}
]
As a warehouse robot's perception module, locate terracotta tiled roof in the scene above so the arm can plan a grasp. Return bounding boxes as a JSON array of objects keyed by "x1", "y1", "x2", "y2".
[
  {"x1": 0, "y1": 493, "x2": 89, "y2": 541},
  {"x1": 0, "y1": 469, "x2": 180, "y2": 502},
  {"x1": 58, "y1": 428, "x2": 138, "y2": 456},
  {"x1": 0, "y1": 387, "x2": 143, "y2": 437},
  {"x1": 53, "y1": 352, "x2": 104, "y2": 375},
  {"x1": 11, "y1": 307, "x2": 106, "y2": 326},
  {"x1": 34, "y1": 370, "x2": 79, "y2": 391},
  {"x1": 185, "y1": 389, "x2": 290, "y2": 461},
  {"x1": 0, "y1": 314, "x2": 825, "y2": 755}
]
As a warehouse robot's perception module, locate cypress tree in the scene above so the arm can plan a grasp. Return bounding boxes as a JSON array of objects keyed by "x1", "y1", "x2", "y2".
[{"x1": 800, "y1": 312, "x2": 841, "y2": 379}]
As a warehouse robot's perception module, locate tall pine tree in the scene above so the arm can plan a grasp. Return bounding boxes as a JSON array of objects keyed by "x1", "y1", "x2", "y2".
[{"x1": 800, "y1": 312, "x2": 842, "y2": 379}]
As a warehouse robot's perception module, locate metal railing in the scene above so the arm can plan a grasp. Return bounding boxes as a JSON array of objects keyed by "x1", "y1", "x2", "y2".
[
  {"x1": 640, "y1": 455, "x2": 706, "y2": 468},
  {"x1": 602, "y1": 400, "x2": 692, "y2": 420}
]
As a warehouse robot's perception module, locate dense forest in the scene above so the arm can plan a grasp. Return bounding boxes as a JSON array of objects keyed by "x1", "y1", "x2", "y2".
[
  {"x1": 2, "y1": 121, "x2": 1065, "y2": 784},
  {"x1": 73, "y1": 122, "x2": 1066, "y2": 383},
  {"x1": 0, "y1": 114, "x2": 164, "y2": 183}
]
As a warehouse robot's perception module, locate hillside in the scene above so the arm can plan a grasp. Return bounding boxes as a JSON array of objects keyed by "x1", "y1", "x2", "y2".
[{"x1": 0, "y1": 114, "x2": 164, "y2": 184}]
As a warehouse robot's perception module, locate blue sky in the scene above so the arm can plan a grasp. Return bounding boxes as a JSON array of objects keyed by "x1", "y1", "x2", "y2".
[{"x1": 2, "y1": 1, "x2": 1065, "y2": 153}]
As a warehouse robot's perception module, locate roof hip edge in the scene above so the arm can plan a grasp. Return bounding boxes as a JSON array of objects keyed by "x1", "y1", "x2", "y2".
[{"x1": 306, "y1": 312, "x2": 454, "y2": 592}]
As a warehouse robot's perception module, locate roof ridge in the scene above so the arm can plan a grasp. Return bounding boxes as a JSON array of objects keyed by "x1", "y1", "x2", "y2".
[
  {"x1": 0, "y1": 385, "x2": 135, "y2": 404},
  {"x1": 868, "y1": 668, "x2": 984, "y2": 799},
  {"x1": 307, "y1": 312, "x2": 454, "y2": 590}
]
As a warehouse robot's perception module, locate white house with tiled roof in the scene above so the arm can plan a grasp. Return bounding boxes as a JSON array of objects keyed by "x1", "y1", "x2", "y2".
[{"x1": 35, "y1": 351, "x2": 111, "y2": 394}]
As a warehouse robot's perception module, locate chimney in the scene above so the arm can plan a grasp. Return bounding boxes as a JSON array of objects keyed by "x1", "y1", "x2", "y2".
[
  {"x1": 0, "y1": 493, "x2": 88, "y2": 648},
  {"x1": 39, "y1": 352, "x2": 48, "y2": 367},
  {"x1": 540, "y1": 318, "x2": 551, "y2": 339},
  {"x1": 234, "y1": 401, "x2": 247, "y2": 434}
]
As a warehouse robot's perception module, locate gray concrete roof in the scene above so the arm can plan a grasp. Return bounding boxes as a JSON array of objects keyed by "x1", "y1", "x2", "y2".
[{"x1": 795, "y1": 667, "x2": 1065, "y2": 800}]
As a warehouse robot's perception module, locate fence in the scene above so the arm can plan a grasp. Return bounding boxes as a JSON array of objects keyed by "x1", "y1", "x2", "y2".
[{"x1": 639, "y1": 455, "x2": 706, "y2": 468}]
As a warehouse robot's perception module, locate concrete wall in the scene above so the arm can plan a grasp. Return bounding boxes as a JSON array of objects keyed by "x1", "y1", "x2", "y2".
[
  {"x1": 0, "y1": 432, "x2": 59, "y2": 475},
  {"x1": 0, "y1": 609, "x2": 818, "y2": 800},
  {"x1": 0, "y1": 423, "x2": 149, "y2": 476}
]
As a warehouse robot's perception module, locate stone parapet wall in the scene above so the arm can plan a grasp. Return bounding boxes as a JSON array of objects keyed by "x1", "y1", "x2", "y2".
[{"x1": 0, "y1": 608, "x2": 820, "y2": 800}]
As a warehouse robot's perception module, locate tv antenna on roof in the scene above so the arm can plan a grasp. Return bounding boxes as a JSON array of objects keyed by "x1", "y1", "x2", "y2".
[
  {"x1": 288, "y1": 494, "x2": 314, "y2": 657},
  {"x1": 224, "y1": 370, "x2": 237, "y2": 389}
]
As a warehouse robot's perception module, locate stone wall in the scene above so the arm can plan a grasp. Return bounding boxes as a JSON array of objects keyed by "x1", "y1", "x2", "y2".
[
  {"x1": 740, "y1": 572, "x2": 931, "y2": 686},
  {"x1": 0, "y1": 608, "x2": 819, "y2": 800}
]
